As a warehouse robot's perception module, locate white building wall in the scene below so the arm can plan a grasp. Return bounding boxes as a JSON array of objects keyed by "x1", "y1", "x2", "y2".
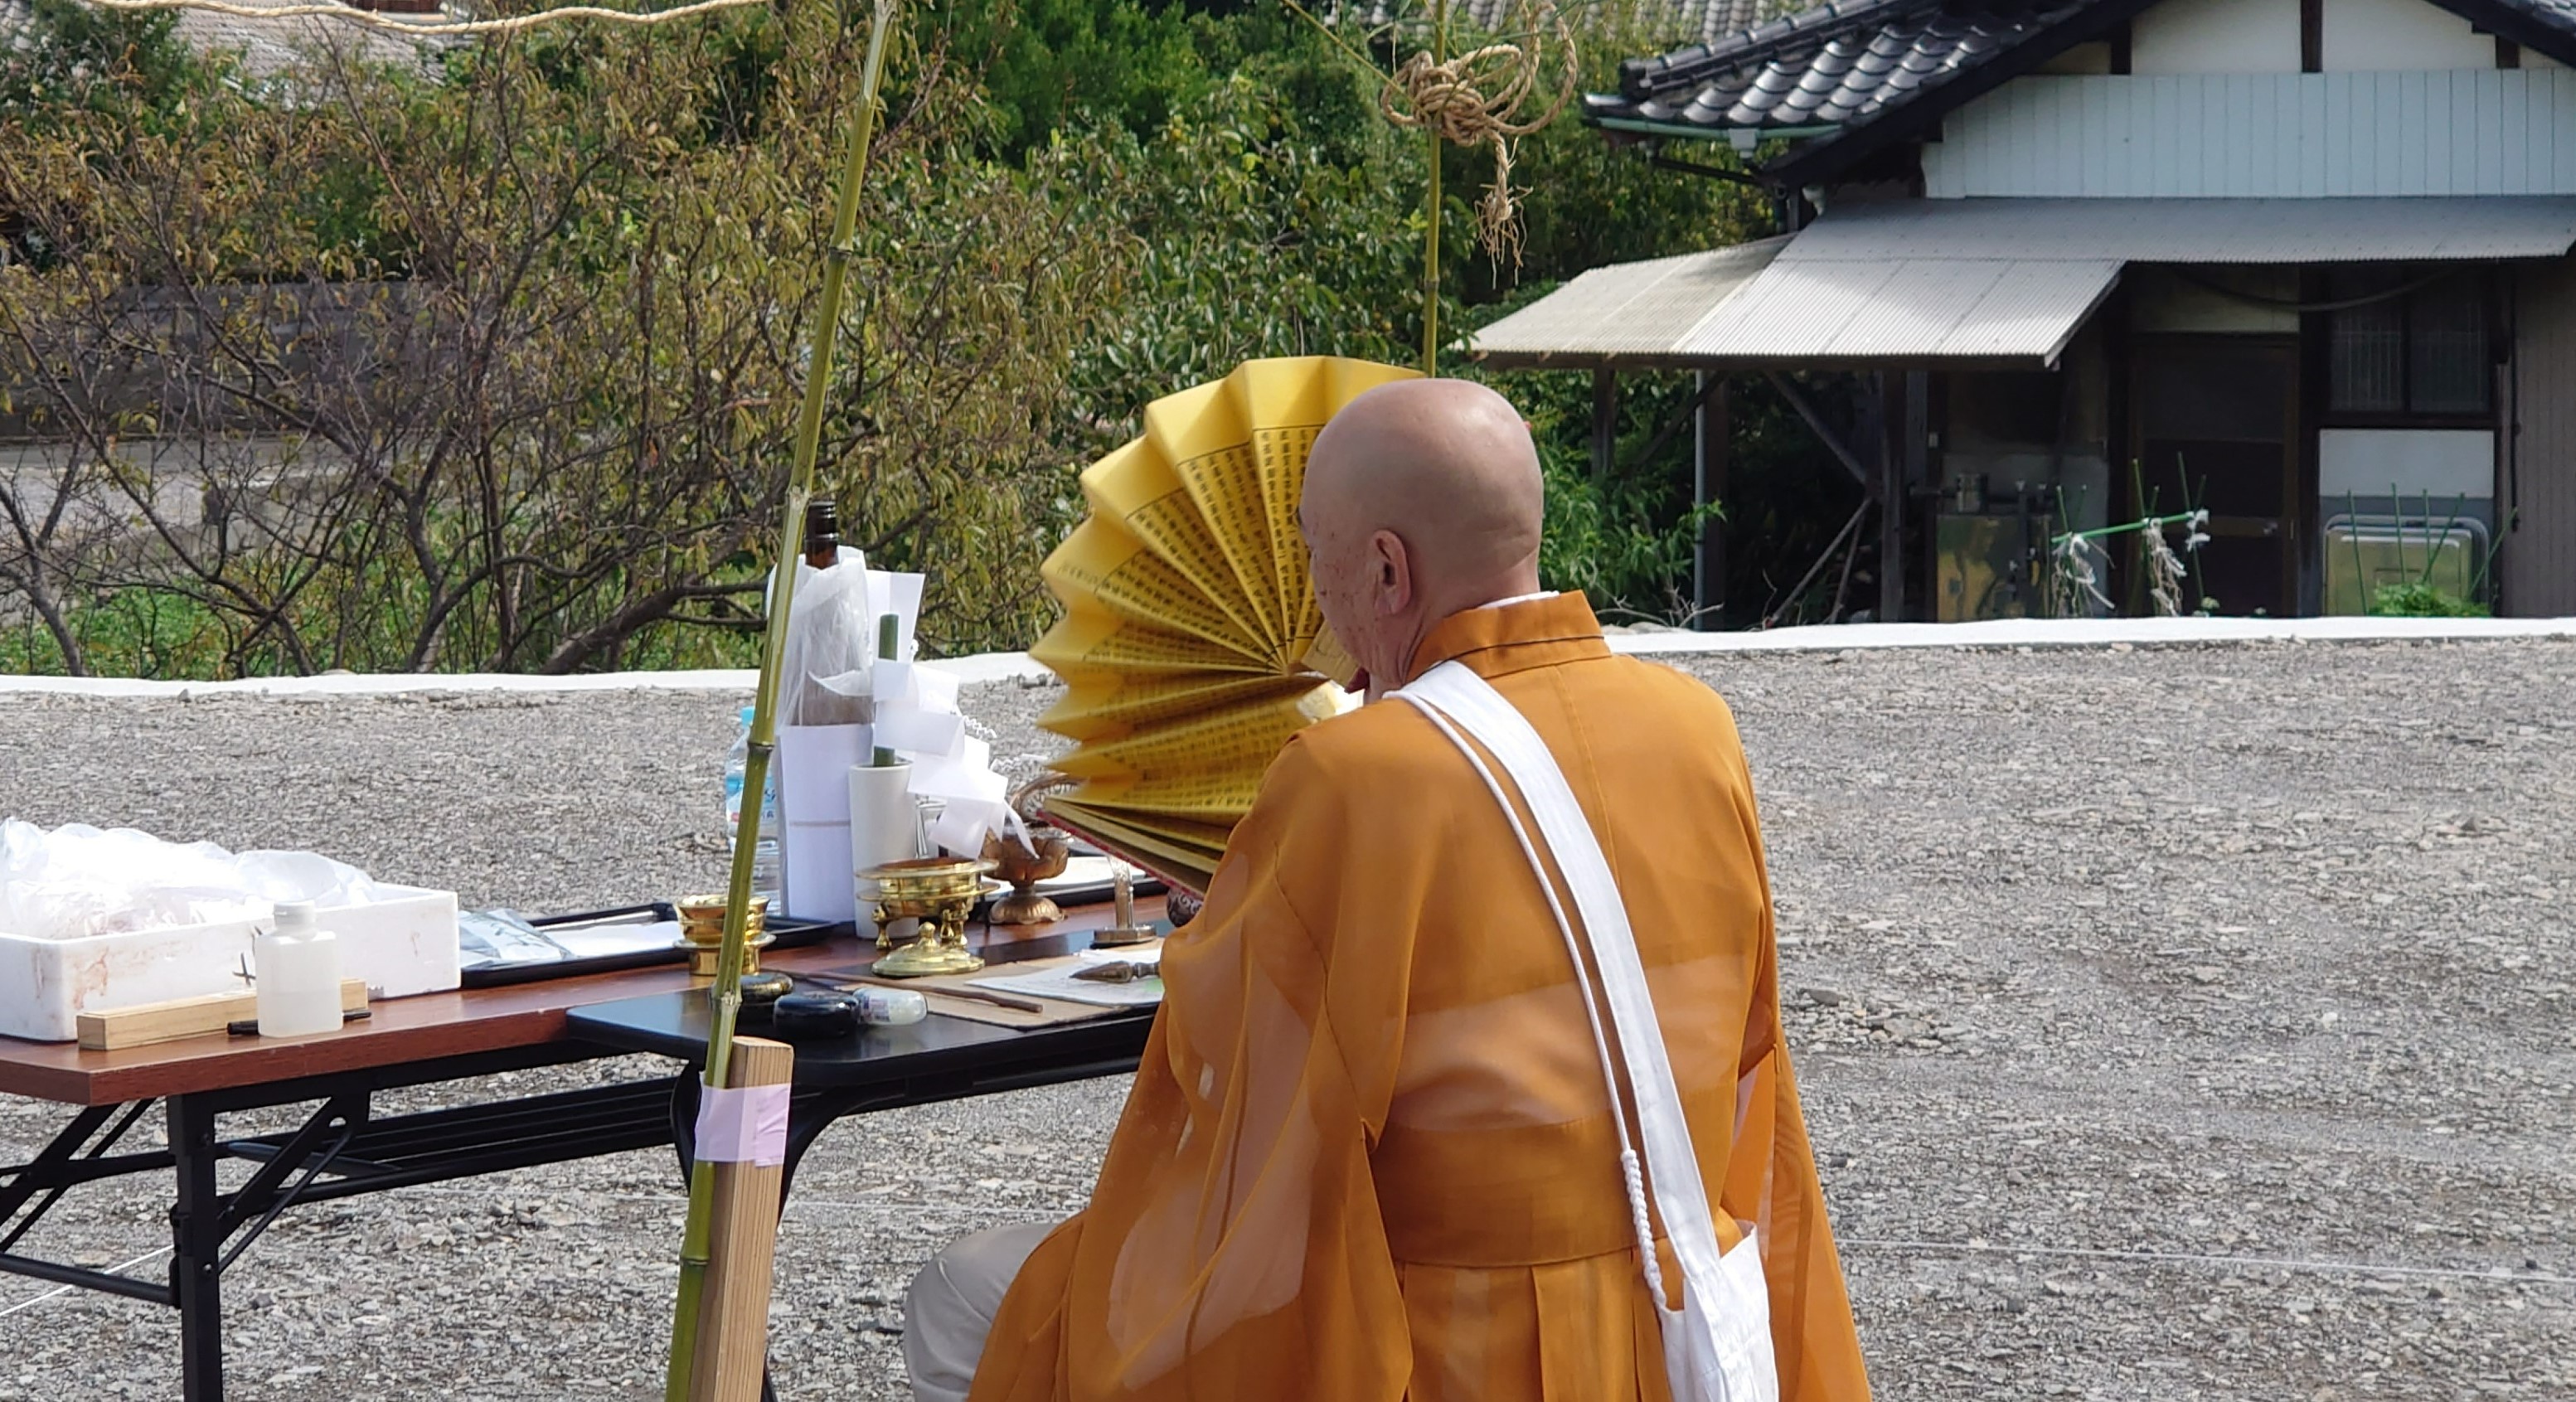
[
  {"x1": 1924, "y1": 70, "x2": 2576, "y2": 197},
  {"x1": 2321, "y1": 0, "x2": 2496, "y2": 70},
  {"x1": 2132, "y1": 0, "x2": 2302, "y2": 74}
]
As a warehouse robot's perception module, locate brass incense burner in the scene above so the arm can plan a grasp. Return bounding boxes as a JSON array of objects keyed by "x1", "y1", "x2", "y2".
[
  {"x1": 861, "y1": 856, "x2": 994, "y2": 978},
  {"x1": 674, "y1": 893, "x2": 773, "y2": 980},
  {"x1": 982, "y1": 829, "x2": 1070, "y2": 925}
]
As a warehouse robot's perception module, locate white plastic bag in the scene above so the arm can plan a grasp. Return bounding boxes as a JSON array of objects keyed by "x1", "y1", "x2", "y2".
[
  {"x1": 0, "y1": 818, "x2": 386, "y2": 940},
  {"x1": 777, "y1": 546, "x2": 880, "y2": 727}
]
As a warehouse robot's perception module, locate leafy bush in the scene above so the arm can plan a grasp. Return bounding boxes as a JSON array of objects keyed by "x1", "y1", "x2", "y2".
[{"x1": 2369, "y1": 582, "x2": 2491, "y2": 619}]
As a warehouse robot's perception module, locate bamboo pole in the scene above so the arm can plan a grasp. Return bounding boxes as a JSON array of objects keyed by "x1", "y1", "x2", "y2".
[
  {"x1": 1420, "y1": 0, "x2": 1448, "y2": 376},
  {"x1": 688, "y1": 1038, "x2": 798, "y2": 1402},
  {"x1": 663, "y1": 0, "x2": 901, "y2": 1395}
]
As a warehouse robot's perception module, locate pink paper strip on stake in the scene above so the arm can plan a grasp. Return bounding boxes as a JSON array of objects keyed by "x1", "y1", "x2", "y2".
[{"x1": 694, "y1": 1084, "x2": 792, "y2": 1167}]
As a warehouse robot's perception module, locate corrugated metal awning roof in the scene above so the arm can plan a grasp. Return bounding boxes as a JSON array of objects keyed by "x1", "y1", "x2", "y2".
[
  {"x1": 1463, "y1": 196, "x2": 2576, "y2": 370},
  {"x1": 1680, "y1": 255, "x2": 2118, "y2": 365},
  {"x1": 1466, "y1": 238, "x2": 1789, "y2": 368}
]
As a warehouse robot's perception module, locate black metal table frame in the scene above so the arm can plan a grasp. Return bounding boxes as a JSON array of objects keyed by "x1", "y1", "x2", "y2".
[{"x1": 0, "y1": 1021, "x2": 1147, "y2": 1401}]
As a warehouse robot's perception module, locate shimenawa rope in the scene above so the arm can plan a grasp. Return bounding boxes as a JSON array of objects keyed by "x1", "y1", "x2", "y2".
[{"x1": 1375, "y1": 3, "x2": 1574, "y2": 267}]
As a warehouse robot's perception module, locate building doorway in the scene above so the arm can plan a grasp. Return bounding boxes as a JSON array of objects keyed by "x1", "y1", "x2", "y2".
[{"x1": 2132, "y1": 337, "x2": 2298, "y2": 616}]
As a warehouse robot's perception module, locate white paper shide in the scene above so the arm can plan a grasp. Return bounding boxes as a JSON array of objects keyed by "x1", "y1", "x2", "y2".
[{"x1": 770, "y1": 545, "x2": 1016, "y2": 922}]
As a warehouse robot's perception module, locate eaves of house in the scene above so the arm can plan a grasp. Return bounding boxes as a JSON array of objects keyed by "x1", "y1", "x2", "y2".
[{"x1": 1588, "y1": 0, "x2": 2576, "y2": 187}]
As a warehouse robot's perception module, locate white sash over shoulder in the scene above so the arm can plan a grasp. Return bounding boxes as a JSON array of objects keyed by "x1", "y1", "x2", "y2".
[{"x1": 1395, "y1": 660, "x2": 1778, "y2": 1402}]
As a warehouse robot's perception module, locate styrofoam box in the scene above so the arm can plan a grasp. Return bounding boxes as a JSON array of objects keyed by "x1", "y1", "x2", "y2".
[{"x1": 0, "y1": 885, "x2": 460, "y2": 1043}]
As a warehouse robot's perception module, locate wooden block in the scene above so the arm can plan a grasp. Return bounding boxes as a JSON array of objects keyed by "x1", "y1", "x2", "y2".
[
  {"x1": 691, "y1": 1036, "x2": 794, "y2": 1402},
  {"x1": 75, "y1": 979, "x2": 370, "y2": 1051}
]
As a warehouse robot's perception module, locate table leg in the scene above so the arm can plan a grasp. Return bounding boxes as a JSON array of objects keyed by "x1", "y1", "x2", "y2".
[{"x1": 168, "y1": 1094, "x2": 226, "y2": 1402}]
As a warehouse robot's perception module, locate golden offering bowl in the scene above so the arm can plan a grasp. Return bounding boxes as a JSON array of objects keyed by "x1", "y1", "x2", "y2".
[
  {"x1": 673, "y1": 893, "x2": 774, "y2": 979},
  {"x1": 982, "y1": 829, "x2": 1070, "y2": 926},
  {"x1": 860, "y1": 856, "x2": 996, "y2": 978}
]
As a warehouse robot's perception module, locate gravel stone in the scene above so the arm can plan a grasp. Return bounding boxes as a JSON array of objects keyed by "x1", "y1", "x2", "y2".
[{"x1": 2, "y1": 637, "x2": 2572, "y2": 1400}]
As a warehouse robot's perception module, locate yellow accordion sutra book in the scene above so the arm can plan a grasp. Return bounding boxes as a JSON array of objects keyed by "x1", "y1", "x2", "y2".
[{"x1": 1032, "y1": 356, "x2": 1417, "y2": 895}]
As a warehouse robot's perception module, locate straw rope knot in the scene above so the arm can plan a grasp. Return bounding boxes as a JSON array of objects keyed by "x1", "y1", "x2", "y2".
[{"x1": 1377, "y1": 7, "x2": 1575, "y2": 267}]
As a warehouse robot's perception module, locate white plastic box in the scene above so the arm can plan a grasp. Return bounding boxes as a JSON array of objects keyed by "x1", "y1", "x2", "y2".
[{"x1": 0, "y1": 885, "x2": 460, "y2": 1043}]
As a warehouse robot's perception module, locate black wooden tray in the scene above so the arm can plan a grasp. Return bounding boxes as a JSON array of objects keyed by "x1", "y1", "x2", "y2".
[{"x1": 458, "y1": 902, "x2": 846, "y2": 987}]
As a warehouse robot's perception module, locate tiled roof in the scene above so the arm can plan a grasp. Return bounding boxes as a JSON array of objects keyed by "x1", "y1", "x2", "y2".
[
  {"x1": 1351, "y1": 0, "x2": 1806, "y2": 52},
  {"x1": 1588, "y1": 0, "x2": 2084, "y2": 133},
  {"x1": 1590, "y1": 0, "x2": 2576, "y2": 139},
  {"x1": 1, "y1": 0, "x2": 450, "y2": 82}
]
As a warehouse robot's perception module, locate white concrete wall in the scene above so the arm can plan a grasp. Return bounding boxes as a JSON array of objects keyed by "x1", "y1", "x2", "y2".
[
  {"x1": 2320, "y1": 429, "x2": 2496, "y2": 500},
  {"x1": 2132, "y1": 0, "x2": 2302, "y2": 75},
  {"x1": 2321, "y1": 0, "x2": 2496, "y2": 71},
  {"x1": 1925, "y1": 70, "x2": 2576, "y2": 197},
  {"x1": 2127, "y1": 0, "x2": 2499, "y2": 75}
]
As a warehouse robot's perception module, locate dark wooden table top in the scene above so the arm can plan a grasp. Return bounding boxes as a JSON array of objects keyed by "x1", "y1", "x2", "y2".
[
  {"x1": 567, "y1": 972, "x2": 1156, "y2": 1089},
  {"x1": 0, "y1": 896, "x2": 1162, "y2": 1107}
]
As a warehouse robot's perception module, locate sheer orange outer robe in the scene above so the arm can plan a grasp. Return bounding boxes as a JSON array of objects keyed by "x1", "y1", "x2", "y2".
[{"x1": 970, "y1": 594, "x2": 1870, "y2": 1402}]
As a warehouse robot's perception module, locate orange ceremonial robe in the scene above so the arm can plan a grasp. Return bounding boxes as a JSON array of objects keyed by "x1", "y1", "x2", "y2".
[{"x1": 971, "y1": 593, "x2": 1870, "y2": 1402}]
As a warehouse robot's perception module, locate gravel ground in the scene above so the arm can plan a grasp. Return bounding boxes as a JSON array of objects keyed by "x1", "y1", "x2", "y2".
[{"x1": 2, "y1": 638, "x2": 2572, "y2": 1400}]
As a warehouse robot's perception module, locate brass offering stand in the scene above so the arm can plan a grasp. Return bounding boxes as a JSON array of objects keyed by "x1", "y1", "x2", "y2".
[
  {"x1": 861, "y1": 856, "x2": 996, "y2": 978},
  {"x1": 675, "y1": 893, "x2": 772, "y2": 980},
  {"x1": 982, "y1": 828, "x2": 1070, "y2": 925},
  {"x1": 986, "y1": 775, "x2": 1075, "y2": 926}
]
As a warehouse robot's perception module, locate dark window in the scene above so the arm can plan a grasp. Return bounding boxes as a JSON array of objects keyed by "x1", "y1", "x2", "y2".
[{"x1": 2327, "y1": 269, "x2": 2490, "y2": 417}]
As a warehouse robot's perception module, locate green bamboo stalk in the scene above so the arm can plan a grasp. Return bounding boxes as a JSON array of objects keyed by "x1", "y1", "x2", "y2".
[
  {"x1": 1419, "y1": 0, "x2": 1447, "y2": 376},
  {"x1": 663, "y1": 1, "x2": 900, "y2": 1395},
  {"x1": 2049, "y1": 512, "x2": 2203, "y2": 548}
]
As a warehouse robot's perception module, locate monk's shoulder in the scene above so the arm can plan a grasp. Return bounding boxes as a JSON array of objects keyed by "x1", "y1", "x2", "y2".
[
  {"x1": 1576, "y1": 653, "x2": 1749, "y2": 744},
  {"x1": 1278, "y1": 658, "x2": 1744, "y2": 777},
  {"x1": 1273, "y1": 696, "x2": 1451, "y2": 788}
]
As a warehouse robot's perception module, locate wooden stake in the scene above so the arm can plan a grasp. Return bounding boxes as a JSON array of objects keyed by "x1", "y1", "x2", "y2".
[{"x1": 689, "y1": 1037, "x2": 795, "y2": 1402}]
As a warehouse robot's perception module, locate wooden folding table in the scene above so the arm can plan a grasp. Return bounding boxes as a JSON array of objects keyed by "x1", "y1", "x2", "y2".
[{"x1": 0, "y1": 908, "x2": 1157, "y2": 1401}]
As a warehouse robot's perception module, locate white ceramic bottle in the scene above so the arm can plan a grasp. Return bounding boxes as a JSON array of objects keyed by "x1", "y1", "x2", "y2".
[{"x1": 255, "y1": 900, "x2": 344, "y2": 1037}]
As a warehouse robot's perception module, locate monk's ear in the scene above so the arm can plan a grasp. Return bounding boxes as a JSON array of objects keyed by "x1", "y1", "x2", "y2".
[{"x1": 1370, "y1": 528, "x2": 1412, "y2": 616}]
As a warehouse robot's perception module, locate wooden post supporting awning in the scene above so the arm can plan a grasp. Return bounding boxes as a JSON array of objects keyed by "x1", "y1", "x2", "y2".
[{"x1": 1454, "y1": 215, "x2": 2116, "y2": 627}]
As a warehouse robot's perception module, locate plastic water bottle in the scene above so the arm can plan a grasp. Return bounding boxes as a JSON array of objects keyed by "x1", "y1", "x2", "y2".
[{"x1": 723, "y1": 706, "x2": 783, "y2": 907}]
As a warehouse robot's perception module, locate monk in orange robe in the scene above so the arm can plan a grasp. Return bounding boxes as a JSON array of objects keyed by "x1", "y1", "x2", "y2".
[{"x1": 905, "y1": 379, "x2": 1870, "y2": 1402}]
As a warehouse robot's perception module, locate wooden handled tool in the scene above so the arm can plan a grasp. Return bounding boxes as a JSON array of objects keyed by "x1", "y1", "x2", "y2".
[
  {"x1": 77, "y1": 979, "x2": 371, "y2": 1051},
  {"x1": 798, "y1": 970, "x2": 1045, "y2": 1014}
]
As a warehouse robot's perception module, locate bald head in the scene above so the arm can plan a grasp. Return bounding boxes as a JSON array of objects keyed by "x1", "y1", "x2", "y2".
[{"x1": 1299, "y1": 378, "x2": 1545, "y2": 699}]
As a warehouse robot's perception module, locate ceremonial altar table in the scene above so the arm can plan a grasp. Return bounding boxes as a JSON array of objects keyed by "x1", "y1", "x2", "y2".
[{"x1": 0, "y1": 900, "x2": 1161, "y2": 1402}]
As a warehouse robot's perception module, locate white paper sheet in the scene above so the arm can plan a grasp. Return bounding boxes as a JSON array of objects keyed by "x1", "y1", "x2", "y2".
[{"x1": 968, "y1": 961, "x2": 1163, "y2": 1008}]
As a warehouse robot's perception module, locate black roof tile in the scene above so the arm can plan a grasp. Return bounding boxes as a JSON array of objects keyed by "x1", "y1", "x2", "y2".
[
  {"x1": 1597, "y1": 0, "x2": 2082, "y2": 133},
  {"x1": 1596, "y1": 0, "x2": 2576, "y2": 141}
]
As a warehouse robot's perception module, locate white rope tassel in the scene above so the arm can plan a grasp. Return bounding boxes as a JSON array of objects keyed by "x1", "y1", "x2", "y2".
[{"x1": 1623, "y1": 1147, "x2": 1673, "y2": 1311}]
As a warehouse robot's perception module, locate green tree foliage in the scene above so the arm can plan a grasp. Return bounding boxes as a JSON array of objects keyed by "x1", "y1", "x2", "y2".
[
  {"x1": 930, "y1": 0, "x2": 1210, "y2": 158},
  {"x1": 0, "y1": 0, "x2": 1786, "y2": 678},
  {"x1": 0, "y1": 0, "x2": 206, "y2": 127}
]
